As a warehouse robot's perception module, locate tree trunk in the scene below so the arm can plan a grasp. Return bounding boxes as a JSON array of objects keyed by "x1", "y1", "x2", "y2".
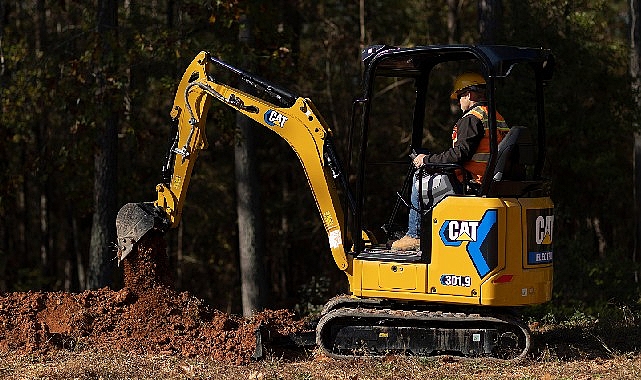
[
  {"x1": 0, "y1": 0, "x2": 5, "y2": 292},
  {"x1": 236, "y1": 116, "x2": 267, "y2": 316},
  {"x1": 631, "y1": 0, "x2": 641, "y2": 284},
  {"x1": 88, "y1": 0, "x2": 118, "y2": 289},
  {"x1": 72, "y1": 208, "x2": 86, "y2": 289},
  {"x1": 478, "y1": 0, "x2": 502, "y2": 44},
  {"x1": 176, "y1": 219, "x2": 184, "y2": 289},
  {"x1": 88, "y1": 112, "x2": 118, "y2": 288},
  {"x1": 40, "y1": 192, "x2": 53, "y2": 283},
  {"x1": 17, "y1": 151, "x2": 28, "y2": 266},
  {"x1": 0, "y1": 0, "x2": 5, "y2": 78},
  {"x1": 0, "y1": 211, "x2": 6, "y2": 291},
  {"x1": 36, "y1": 0, "x2": 55, "y2": 286},
  {"x1": 447, "y1": 0, "x2": 459, "y2": 44},
  {"x1": 236, "y1": 14, "x2": 266, "y2": 317},
  {"x1": 359, "y1": 0, "x2": 365, "y2": 52}
]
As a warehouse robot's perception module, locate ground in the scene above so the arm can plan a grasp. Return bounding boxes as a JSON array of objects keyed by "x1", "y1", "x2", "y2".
[
  {"x1": 1, "y1": 233, "x2": 640, "y2": 379},
  {"x1": 0, "y1": 233, "x2": 305, "y2": 366}
]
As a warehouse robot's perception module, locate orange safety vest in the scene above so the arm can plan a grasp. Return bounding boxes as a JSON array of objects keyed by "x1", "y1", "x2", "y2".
[{"x1": 456, "y1": 105, "x2": 510, "y2": 182}]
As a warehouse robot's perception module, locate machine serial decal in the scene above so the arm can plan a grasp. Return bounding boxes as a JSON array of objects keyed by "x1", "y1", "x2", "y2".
[
  {"x1": 439, "y1": 209, "x2": 498, "y2": 278},
  {"x1": 529, "y1": 251, "x2": 553, "y2": 264},
  {"x1": 264, "y1": 109, "x2": 288, "y2": 128},
  {"x1": 527, "y1": 211, "x2": 554, "y2": 265},
  {"x1": 440, "y1": 274, "x2": 472, "y2": 287}
]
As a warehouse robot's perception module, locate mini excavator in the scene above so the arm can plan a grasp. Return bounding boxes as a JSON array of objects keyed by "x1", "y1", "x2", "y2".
[{"x1": 116, "y1": 45, "x2": 554, "y2": 360}]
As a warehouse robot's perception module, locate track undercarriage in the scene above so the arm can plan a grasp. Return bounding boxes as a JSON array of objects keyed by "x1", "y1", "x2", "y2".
[{"x1": 314, "y1": 296, "x2": 531, "y2": 361}]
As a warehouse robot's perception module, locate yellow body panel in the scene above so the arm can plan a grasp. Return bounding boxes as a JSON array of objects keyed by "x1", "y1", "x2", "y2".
[
  {"x1": 360, "y1": 261, "x2": 427, "y2": 291},
  {"x1": 350, "y1": 195, "x2": 554, "y2": 307}
]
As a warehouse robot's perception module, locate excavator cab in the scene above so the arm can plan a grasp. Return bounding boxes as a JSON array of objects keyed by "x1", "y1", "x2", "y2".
[{"x1": 348, "y1": 45, "x2": 553, "y2": 256}]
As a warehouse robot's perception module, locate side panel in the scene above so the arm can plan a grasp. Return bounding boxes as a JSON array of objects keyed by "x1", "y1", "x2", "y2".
[
  {"x1": 428, "y1": 196, "x2": 507, "y2": 302},
  {"x1": 349, "y1": 196, "x2": 553, "y2": 307},
  {"x1": 361, "y1": 261, "x2": 427, "y2": 292},
  {"x1": 479, "y1": 197, "x2": 553, "y2": 306}
]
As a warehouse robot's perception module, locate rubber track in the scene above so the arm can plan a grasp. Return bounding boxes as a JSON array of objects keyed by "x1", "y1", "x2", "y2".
[{"x1": 316, "y1": 306, "x2": 531, "y2": 361}]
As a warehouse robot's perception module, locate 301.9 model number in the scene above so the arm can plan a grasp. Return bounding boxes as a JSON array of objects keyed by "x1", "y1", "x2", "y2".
[{"x1": 440, "y1": 274, "x2": 472, "y2": 287}]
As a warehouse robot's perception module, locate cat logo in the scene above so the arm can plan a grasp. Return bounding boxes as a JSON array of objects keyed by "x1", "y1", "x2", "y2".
[
  {"x1": 527, "y1": 209, "x2": 554, "y2": 265},
  {"x1": 439, "y1": 210, "x2": 498, "y2": 278},
  {"x1": 535, "y1": 215, "x2": 554, "y2": 245},
  {"x1": 439, "y1": 210, "x2": 496, "y2": 247},
  {"x1": 445, "y1": 220, "x2": 479, "y2": 245},
  {"x1": 445, "y1": 220, "x2": 479, "y2": 242},
  {"x1": 264, "y1": 109, "x2": 288, "y2": 128}
]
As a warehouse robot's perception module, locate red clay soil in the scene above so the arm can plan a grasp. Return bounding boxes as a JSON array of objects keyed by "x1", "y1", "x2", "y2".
[{"x1": 0, "y1": 232, "x2": 305, "y2": 364}]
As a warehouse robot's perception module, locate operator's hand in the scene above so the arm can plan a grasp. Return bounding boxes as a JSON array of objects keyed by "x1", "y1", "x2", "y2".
[{"x1": 413, "y1": 154, "x2": 427, "y2": 168}]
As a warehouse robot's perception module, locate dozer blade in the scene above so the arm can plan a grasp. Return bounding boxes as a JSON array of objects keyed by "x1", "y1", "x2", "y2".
[{"x1": 115, "y1": 202, "x2": 170, "y2": 263}]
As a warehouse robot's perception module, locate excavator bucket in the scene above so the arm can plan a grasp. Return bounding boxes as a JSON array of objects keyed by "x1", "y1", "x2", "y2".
[{"x1": 115, "y1": 202, "x2": 170, "y2": 263}]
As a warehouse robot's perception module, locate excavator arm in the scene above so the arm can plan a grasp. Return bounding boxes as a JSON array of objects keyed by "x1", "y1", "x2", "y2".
[{"x1": 116, "y1": 51, "x2": 351, "y2": 272}]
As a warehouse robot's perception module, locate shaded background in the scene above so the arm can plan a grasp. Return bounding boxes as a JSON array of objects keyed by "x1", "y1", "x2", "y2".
[{"x1": 0, "y1": 0, "x2": 639, "y2": 317}]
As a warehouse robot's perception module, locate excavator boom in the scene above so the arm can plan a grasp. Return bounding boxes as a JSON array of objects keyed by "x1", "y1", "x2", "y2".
[{"x1": 116, "y1": 52, "x2": 350, "y2": 273}]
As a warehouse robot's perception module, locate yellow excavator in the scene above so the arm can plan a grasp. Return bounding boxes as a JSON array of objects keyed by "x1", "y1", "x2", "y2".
[{"x1": 116, "y1": 45, "x2": 554, "y2": 360}]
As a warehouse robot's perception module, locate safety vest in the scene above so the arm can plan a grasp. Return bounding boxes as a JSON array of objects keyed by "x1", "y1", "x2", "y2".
[{"x1": 456, "y1": 105, "x2": 510, "y2": 182}]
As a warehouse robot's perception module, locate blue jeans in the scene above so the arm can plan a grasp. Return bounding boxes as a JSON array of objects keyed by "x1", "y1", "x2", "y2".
[
  {"x1": 407, "y1": 172, "x2": 422, "y2": 238},
  {"x1": 406, "y1": 171, "x2": 460, "y2": 238}
]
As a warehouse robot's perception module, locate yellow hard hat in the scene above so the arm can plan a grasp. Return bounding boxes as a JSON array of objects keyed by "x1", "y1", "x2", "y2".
[{"x1": 450, "y1": 72, "x2": 486, "y2": 100}]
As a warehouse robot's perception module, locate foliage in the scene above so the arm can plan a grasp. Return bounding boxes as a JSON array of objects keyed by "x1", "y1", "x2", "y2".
[
  {"x1": 294, "y1": 276, "x2": 331, "y2": 316},
  {"x1": 526, "y1": 301, "x2": 641, "y2": 360},
  {"x1": 504, "y1": 0, "x2": 640, "y2": 306}
]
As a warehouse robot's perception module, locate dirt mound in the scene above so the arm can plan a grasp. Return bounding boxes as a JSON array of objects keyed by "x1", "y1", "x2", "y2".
[{"x1": 0, "y1": 233, "x2": 306, "y2": 364}]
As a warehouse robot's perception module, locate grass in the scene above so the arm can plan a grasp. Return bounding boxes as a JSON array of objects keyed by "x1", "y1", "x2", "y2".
[
  {"x1": 2, "y1": 305, "x2": 641, "y2": 379},
  {"x1": 2, "y1": 347, "x2": 641, "y2": 380}
]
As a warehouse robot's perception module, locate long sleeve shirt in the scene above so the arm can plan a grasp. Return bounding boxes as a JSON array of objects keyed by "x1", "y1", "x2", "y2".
[{"x1": 423, "y1": 111, "x2": 485, "y2": 165}]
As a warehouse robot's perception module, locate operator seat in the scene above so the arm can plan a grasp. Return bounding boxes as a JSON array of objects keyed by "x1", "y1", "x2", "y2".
[
  {"x1": 487, "y1": 126, "x2": 540, "y2": 197},
  {"x1": 493, "y1": 126, "x2": 535, "y2": 181}
]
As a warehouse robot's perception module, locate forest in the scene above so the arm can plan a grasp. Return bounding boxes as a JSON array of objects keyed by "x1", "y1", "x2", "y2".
[{"x1": 1, "y1": 0, "x2": 640, "y2": 322}]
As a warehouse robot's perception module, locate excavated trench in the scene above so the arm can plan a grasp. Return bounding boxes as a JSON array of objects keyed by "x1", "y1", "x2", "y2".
[{"x1": 0, "y1": 232, "x2": 306, "y2": 364}]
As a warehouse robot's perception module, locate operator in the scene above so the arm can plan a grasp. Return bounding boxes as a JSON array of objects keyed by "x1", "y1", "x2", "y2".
[{"x1": 391, "y1": 72, "x2": 510, "y2": 251}]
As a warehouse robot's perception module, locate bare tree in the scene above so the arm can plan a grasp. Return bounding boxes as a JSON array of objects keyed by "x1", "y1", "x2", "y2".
[
  {"x1": 631, "y1": 0, "x2": 641, "y2": 284},
  {"x1": 478, "y1": 0, "x2": 502, "y2": 44},
  {"x1": 35, "y1": 0, "x2": 55, "y2": 286},
  {"x1": 447, "y1": 0, "x2": 459, "y2": 44},
  {"x1": 0, "y1": 0, "x2": 5, "y2": 291},
  {"x1": 236, "y1": 14, "x2": 266, "y2": 316},
  {"x1": 87, "y1": 0, "x2": 119, "y2": 289}
]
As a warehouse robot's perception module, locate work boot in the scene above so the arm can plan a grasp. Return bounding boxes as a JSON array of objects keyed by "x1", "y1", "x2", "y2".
[{"x1": 391, "y1": 235, "x2": 420, "y2": 251}]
